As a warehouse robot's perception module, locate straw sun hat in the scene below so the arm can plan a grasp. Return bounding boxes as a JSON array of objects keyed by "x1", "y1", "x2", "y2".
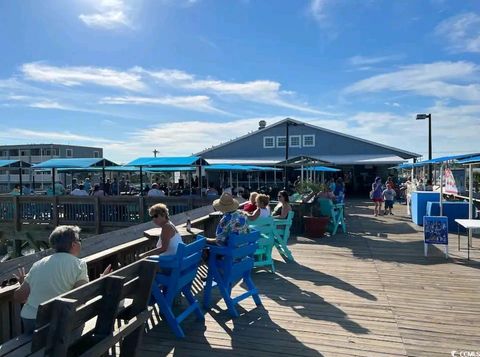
[{"x1": 213, "y1": 193, "x2": 239, "y2": 213}]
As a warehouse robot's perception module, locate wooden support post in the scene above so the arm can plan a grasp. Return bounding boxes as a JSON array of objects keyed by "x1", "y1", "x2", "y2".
[
  {"x1": 52, "y1": 196, "x2": 59, "y2": 228},
  {"x1": 94, "y1": 196, "x2": 101, "y2": 234},
  {"x1": 13, "y1": 196, "x2": 20, "y2": 232},
  {"x1": 94, "y1": 276, "x2": 125, "y2": 336},
  {"x1": 138, "y1": 196, "x2": 145, "y2": 222}
]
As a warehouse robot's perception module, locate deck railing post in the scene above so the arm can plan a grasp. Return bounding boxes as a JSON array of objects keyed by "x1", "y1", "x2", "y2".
[
  {"x1": 139, "y1": 196, "x2": 145, "y2": 222},
  {"x1": 94, "y1": 196, "x2": 101, "y2": 234},
  {"x1": 12, "y1": 196, "x2": 20, "y2": 232},
  {"x1": 52, "y1": 196, "x2": 59, "y2": 227}
]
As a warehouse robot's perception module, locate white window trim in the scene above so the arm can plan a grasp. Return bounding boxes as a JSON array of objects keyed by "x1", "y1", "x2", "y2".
[
  {"x1": 66, "y1": 149, "x2": 73, "y2": 157},
  {"x1": 303, "y1": 134, "x2": 315, "y2": 147},
  {"x1": 289, "y1": 135, "x2": 301, "y2": 148},
  {"x1": 276, "y1": 136, "x2": 286, "y2": 148},
  {"x1": 263, "y1": 136, "x2": 275, "y2": 149}
]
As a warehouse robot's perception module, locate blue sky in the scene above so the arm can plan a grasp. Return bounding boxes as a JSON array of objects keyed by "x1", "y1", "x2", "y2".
[{"x1": 0, "y1": 0, "x2": 479, "y2": 163}]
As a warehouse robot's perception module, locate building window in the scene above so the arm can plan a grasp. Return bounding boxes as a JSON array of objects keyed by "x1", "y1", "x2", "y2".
[
  {"x1": 276, "y1": 136, "x2": 286, "y2": 148},
  {"x1": 66, "y1": 149, "x2": 73, "y2": 157},
  {"x1": 20, "y1": 150, "x2": 27, "y2": 156},
  {"x1": 30, "y1": 148, "x2": 41, "y2": 156},
  {"x1": 303, "y1": 134, "x2": 315, "y2": 147},
  {"x1": 93, "y1": 151, "x2": 100, "y2": 158},
  {"x1": 263, "y1": 136, "x2": 275, "y2": 148},
  {"x1": 289, "y1": 135, "x2": 301, "y2": 148},
  {"x1": 1, "y1": 151, "x2": 7, "y2": 157}
]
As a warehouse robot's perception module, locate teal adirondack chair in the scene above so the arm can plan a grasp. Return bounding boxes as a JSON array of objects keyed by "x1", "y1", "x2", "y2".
[
  {"x1": 148, "y1": 237, "x2": 206, "y2": 338},
  {"x1": 202, "y1": 231, "x2": 262, "y2": 318},
  {"x1": 318, "y1": 198, "x2": 346, "y2": 235},
  {"x1": 273, "y1": 210, "x2": 295, "y2": 261},
  {"x1": 248, "y1": 216, "x2": 276, "y2": 273}
]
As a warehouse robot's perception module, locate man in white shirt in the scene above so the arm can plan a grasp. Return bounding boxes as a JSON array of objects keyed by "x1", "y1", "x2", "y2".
[
  {"x1": 71, "y1": 184, "x2": 89, "y2": 196},
  {"x1": 14, "y1": 225, "x2": 111, "y2": 333},
  {"x1": 147, "y1": 183, "x2": 165, "y2": 197}
]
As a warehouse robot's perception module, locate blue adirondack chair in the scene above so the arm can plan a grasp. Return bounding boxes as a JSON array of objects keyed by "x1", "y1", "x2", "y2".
[
  {"x1": 148, "y1": 237, "x2": 206, "y2": 338},
  {"x1": 201, "y1": 231, "x2": 262, "y2": 318},
  {"x1": 248, "y1": 217, "x2": 276, "y2": 273},
  {"x1": 318, "y1": 198, "x2": 346, "y2": 235},
  {"x1": 273, "y1": 210, "x2": 295, "y2": 261}
]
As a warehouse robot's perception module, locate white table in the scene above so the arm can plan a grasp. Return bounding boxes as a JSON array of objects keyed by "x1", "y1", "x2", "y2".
[{"x1": 455, "y1": 219, "x2": 480, "y2": 260}]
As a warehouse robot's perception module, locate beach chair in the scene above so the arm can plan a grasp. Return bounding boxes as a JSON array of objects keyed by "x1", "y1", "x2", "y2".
[
  {"x1": 248, "y1": 216, "x2": 276, "y2": 272},
  {"x1": 148, "y1": 237, "x2": 206, "y2": 338},
  {"x1": 318, "y1": 198, "x2": 346, "y2": 235},
  {"x1": 273, "y1": 210, "x2": 295, "y2": 261},
  {"x1": 202, "y1": 231, "x2": 262, "y2": 318}
]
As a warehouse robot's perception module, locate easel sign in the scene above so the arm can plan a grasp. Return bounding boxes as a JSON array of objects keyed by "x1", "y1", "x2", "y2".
[{"x1": 423, "y1": 216, "x2": 448, "y2": 258}]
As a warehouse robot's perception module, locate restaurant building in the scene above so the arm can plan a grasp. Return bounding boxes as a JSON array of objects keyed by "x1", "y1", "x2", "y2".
[{"x1": 196, "y1": 118, "x2": 420, "y2": 194}]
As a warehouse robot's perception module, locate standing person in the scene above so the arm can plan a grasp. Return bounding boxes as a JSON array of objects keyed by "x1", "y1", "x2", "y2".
[
  {"x1": 111, "y1": 177, "x2": 119, "y2": 196},
  {"x1": 103, "y1": 179, "x2": 112, "y2": 196},
  {"x1": 272, "y1": 190, "x2": 292, "y2": 219},
  {"x1": 13, "y1": 225, "x2": 111, "y2": 334},
  {"x1": 83, "y1": 177, "x2": 92, "y2": 193},
  {"x1": 119, "y1": 177, "x2": 126, "y2": 195},
  {"x1": 334, "y1": 177, "x2": 345, "y2": 203},
  {"x1": 10, "y1": 184, "x2": 21, "y2": 196},
  {"x1": 382, "y1": 184, "x2": 396, "y2": 215},
  {"x1": 371, "y1": 177, "x2": 384, "y2": 216}
]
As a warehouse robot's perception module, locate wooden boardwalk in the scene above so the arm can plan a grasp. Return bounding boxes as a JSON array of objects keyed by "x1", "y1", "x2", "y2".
[{"x1": 139, "y1": 200, "x2": 480, "y2": 356}]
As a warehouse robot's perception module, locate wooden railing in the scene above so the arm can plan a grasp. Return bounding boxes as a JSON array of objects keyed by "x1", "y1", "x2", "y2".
[
  {"x1": 0, "y1": 206, "x2": 219, "y2": 344},
  {"x1": 0, "y1": 195, "x2": 216, "y2": 234}
]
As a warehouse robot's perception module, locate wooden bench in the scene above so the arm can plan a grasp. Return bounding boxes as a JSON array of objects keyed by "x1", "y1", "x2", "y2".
[{"x1": 0, "y1": 259, "x2": 157, "y2": 357}]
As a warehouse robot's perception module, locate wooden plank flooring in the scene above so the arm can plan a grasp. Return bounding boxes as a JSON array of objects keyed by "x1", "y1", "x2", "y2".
[{"x1": 139, "y1": 199, "x2": 480, "y2": 356}]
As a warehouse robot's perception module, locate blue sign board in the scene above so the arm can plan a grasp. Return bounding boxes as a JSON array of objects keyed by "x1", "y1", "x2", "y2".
[{"x1": 424, "y1": 216, "x2": 448, "y2": 245}]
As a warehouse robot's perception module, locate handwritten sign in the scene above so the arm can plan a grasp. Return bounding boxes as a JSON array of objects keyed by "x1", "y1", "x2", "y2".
[{"x1": 423, "y1": 216, "x2": 448, "y2": 258}]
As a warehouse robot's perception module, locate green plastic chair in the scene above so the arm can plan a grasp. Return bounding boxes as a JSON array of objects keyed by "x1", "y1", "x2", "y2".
[
  {"x1": 248, "y1": 216, "x2": 276, "y2": 273},
  {"x1": 318, "y1": 199, "x2": 346, "y2": 235},
  {"x1": 273, "y1": 211, "x2": 295, "y2": 262}
]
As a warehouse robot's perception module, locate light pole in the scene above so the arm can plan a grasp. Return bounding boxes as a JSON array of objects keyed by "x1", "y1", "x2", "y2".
[
  {"x1": 416, "y1": 113, "x2": 432, "y2": 181},
  {"x1": 284, "y1": 120, "x2": 298, "y2": 189}
]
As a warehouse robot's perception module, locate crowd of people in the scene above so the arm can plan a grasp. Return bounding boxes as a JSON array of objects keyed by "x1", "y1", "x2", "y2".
[
  {"x1": 370, "y1": 175, "x2": 435, "y2": 216},
  {"x1": 12, "y1": 190, "x2": 293, "y2": 333}
]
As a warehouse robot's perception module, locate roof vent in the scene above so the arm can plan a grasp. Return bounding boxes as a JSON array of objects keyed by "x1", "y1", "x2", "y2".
[{"x1": 258, "y1": 120, "x2": 266, "y2": 130}]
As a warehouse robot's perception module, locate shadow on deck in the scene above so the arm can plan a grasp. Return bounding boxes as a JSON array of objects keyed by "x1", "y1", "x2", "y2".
[{"x1": 138, "y1": 199, "x2": 480, "y2": 357}]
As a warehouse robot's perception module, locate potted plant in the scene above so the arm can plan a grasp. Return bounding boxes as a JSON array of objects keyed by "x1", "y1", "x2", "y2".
[{"x1": 296, "y1": 182, "x2": 330, "y2": 238}]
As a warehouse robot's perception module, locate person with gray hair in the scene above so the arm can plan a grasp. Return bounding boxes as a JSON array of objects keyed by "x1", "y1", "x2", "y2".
[{"x1": 13, "y1": 225, "x2": 111, "y2": 334}]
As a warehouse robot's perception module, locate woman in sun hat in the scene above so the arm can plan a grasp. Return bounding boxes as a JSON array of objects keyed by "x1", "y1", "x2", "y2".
[{"x1": 210, "y1": 192, "x2": 249, "y2": 245}]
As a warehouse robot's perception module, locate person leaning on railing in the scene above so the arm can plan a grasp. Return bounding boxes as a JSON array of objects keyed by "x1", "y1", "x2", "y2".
[{"x1": 13, "y1": 225, "x2": 112, "y2": 334}]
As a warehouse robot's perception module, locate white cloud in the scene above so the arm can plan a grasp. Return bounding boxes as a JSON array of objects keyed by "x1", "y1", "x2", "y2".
[
  {"x1": 344, "y1": 61, "x2": 480, "y2": 101},
  {"x1": 100, "y1": 95, "x2": 229, "y2": 114},
  {"x1": 28, "y1": 101, "x2": 69, "y2": 110},
  {"x1": 144, "y1": 68, "x2": 333, "y2": 115},
  {"x1": 348, "y1": 55, "x2": 403, "y2": 67},
  {"x1": 309, "y1": 0, "x2": 329, "y2": 22},
  {"x1": 79, "y1": 0, "x2": 131, "y2": 29},
  {"x1": 0, "y1": 129, "x2": 119, "y2": 144},
  {"x1": 22, "y1": 63, "x2": 145, "y2": 91},
  {"x1": 435, "y1": 13, "x2": 480, "y2": 53}
]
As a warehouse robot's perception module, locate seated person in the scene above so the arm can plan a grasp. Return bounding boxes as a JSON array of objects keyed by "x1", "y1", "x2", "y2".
[
  {"x1": 243, "y1": 192, "x2": 258, "y2": 213},
  {"x1": 272, "y1": 190, "x2": 292, "y2": 219},
  {"x1": 206, "y1": 184, "x2": 219, "y2": 196},
  {"x1": 13, "y1": 225, "x2": 111, "y2": 334},
  {"x1": 425, "y1": 179, "x2": 434, "y2": 191},
  {"x1": 145, "y1": 203, "x2": 182, "y2": 257},
  {"x1": 316, "y1": 186, "x2": 337, "y2": 202},
  {"x1": 247, "y1": 194, "x2": 271, "y2": 221},
  {"x1": 208, "y1": 193, "x2": 249, "y2": 245},
  {"x1": 71, "y1": 184, "x2": 89, "y2": 196},
  {"x1": 147, "y1": 183, "x2": 166, "y2": 197}
]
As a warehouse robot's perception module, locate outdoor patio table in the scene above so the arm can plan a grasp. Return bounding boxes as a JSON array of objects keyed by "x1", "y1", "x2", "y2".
[
  {"x1": 454, "y1": 219, "x2": 480, "y2": 260},
  {"x1": 144, "y1": 227, "x2": 204, "y2": 244}
]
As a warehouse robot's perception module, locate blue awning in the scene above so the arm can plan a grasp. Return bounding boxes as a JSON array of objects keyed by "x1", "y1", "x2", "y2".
[
  {"x1": 33, "y1": 158, "x2": 118, "y2": 169},
  {"x1": 415, "y1": 153, "x2": 480, "y2": 165},
  {"x1": 457, "y1": 155, "x2": 480, "y2": 165},
  {"x1": 126, "y1": 156, "x2": 206, "y2": 167},
  {"x1": 144, "y1": 166, "x2": 196, "y2": 172},
  {"x1": 0, "y1": 160, "x2": 31, "y2": 168},
  {"x1": 295, "y1": 166, "x2": 340, "y2": 172},
  {"x1": 57, "y1": 166, "x2": 138, "y2": 173}
]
